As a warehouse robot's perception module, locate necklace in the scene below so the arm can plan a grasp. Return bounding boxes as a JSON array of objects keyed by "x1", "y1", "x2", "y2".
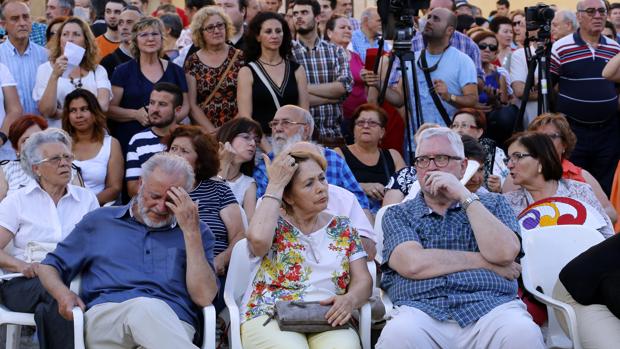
[
  {"x1": 258, "y1": 58, "x2": 284, "y2": 66},
  {"x1": 70, "y1": 73, "x2": 83, "y2": 89},
  {"x1": 289, "y1": 214, "x2": 320, "y2": 235}
]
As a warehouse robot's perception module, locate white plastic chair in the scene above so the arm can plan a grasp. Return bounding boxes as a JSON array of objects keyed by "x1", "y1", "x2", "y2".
[
  {"x1": 521, "y1": 225, "x2": 605, "y2": 349},
  {"x1": 0, "y1": 273, "x2": 84, "y2": 349},
  {"x1": 224, "y1": 239, "x2": 373, "y2": 349}
]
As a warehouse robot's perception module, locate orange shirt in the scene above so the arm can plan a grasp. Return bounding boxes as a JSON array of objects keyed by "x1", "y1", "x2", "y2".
[
  {"x1": 95, "y1": 35, "x2": 120, "y2": 61},
  {"x1": 562, "y1": 159, "x2": 586, "y2": 183}
]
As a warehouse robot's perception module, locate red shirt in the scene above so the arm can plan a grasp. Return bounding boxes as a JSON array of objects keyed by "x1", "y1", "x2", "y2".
[{"x1": 562, "y1": 159, "x2": 586, "y2": 183}]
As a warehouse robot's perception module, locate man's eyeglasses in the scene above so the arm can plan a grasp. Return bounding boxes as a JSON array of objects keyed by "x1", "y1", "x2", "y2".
[
  {"x1": 268, "y1": 119, "x2": 307, "y2": 128},
  {"x1": 503, "y1": 152, "x2": 532, "y2": 165},
  {"x1": 414, "y1": 155, "x2": 462, "y2": 168},
  {"x1": 578, "y1": 7, "x2": 607, "y2": 16},
  {"x1": 201, "y1": 22, "x2": 226, "y2": 33},
  {"x1": 36, "y1": 154, "x2": 74, "y2": 166},
  {"x1": 478, "y1": 43, "x2": 498, "y2": 52}
]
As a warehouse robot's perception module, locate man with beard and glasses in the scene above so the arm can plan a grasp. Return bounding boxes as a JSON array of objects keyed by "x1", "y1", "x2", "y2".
[
  {"x1": 95, "y1": 0, "x2": 125, "y2": 59},
  {"x1": 291, "y1": 0, "x2": 353, "y2": 147},
  {"x1": 126, "y1": 82, "x2": 182, "y2": 197},
  {"x1": 37, "y1": 152, "x2": 218, "y2": 349},
  {"x1": 100, "y1": 6, "x2": 143, "y2": 77},
  {"x1": 253, "y1": 105, "x2": 370, "y2": 213}
]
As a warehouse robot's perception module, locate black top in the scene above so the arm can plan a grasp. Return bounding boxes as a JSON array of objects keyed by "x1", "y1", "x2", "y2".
[
  {"x1": 100, "y1": 47, "x2": 132, "y2": 78},
  {"x1": 339, "y1": 145, "x2": 396, "y2": 185},
  {"x1": 250, "y1": 60, "x2": 300, "y2": 135}
]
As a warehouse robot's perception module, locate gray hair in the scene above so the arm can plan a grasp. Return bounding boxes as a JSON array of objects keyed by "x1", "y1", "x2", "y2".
[
  {"x1": 577, "y1": 0, "x2": 604, "y2": 11},
  {"x1": 0, "y1": 1, "x2": 29, "y2": 21},
  {"x1": 20, "y1": 128, "x2": 72, "y2": 179},
  {"x1": 415, "y1": 127, "x2": 465, "y2": 159},
  {"x1": 58, "y1": 0, "x2": 75, "y2": 12},
  {"x1": 557, "y1": 10, "x2": 578, "y2": 30},
  {"x1": 300, "y1": 109, "x2": 314, "y2": 139},
  {"x1": 141, "y1": 153, "x2": 195, "y2": 192},
  {"x1": 360, "y1": 6, "x2": 377, "y2": 22}
]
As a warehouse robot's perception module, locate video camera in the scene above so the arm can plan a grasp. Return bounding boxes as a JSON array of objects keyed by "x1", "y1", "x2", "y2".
[
  {"x1": 377, "y1": 0, "x2": 429, "y2": 42},
  {"x1": 525, "y1": 3, "x2": 555, "y2": 38}
]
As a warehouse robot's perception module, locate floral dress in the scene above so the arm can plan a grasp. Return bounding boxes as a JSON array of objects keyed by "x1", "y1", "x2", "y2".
[
  {"x1": 184, "y1": 45, "x2": 244, "y2": 128},
  {"x1": 240, "y1": 215, "x2": 366, "y2": 323}
]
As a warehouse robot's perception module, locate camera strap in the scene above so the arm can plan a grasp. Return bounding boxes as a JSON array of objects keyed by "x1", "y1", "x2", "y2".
[{"x1": 419, "y1": 49, "x2": 452, "y2": 126}]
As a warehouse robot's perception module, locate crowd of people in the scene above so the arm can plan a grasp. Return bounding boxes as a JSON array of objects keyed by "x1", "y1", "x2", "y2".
[{"x1": 0, "y1": 0, "x2": 618, "y2": 347}]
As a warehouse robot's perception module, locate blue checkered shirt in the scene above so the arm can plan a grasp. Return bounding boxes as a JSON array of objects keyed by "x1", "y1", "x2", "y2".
[
  {"x1": 291, "y1": 38, "x2": 353, "y2": 139},
  {"x1": 254, "y1": 148, "x2": 370, "y2": 209},
  {"x1": 381, "y1": 192, "x2": 519, "y2": 327},
  {"x1": 0, "y1": 22, "x2": 47, "y2": 47},
  {"x1": 349, "y1": 17, "x2": 360, "y2": 31},
  {"x1": 350, "y1": 30, "x2": 391, "y2": 62}
]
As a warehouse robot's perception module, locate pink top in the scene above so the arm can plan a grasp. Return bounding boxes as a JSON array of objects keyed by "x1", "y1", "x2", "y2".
[{"x1": 343, "y1": 51, "x2": 367, "y2": 119}]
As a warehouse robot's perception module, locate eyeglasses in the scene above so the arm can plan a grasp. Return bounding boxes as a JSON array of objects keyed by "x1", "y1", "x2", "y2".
[
  {"x1": 512, "y1": 21, "x2": 522, "y2": 26},
  {"x1": 268, "y1": 119, "x2": 307, "y2": 128},
  {"x1": 354, "y1": 119, "x2": 382, "y2": 128},
  {"x1": 450, "y1": 123, "x2": 478, "y2": 130},
  {"x1": 235, "y1": 133, "x2": 260, "y2": 144},
  {"x1": 414, "y1": 155, "x2": 462, "y2": 168},
  {"x1": 478, "y1": 43, "x2": 498, "y2": 52},
  {"x1": 503, "y1": 152, "x2": 532, "y2": 165},
  {"x1": 36, "y1": 154, "x2": 74, "y2": 166},
  {"x1": 578, "y1": 7, "x2": 607, "y2": 16},
  {"x1": 201, "y1": 22, "x2": 226, "y2": 33},
  {"x1": 137, "y1": 31, "x2": 161, "y2": 39}
]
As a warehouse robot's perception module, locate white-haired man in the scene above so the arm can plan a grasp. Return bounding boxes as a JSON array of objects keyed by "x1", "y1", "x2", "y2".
[
  {"x1": 376, "y1": 128, "x2": 544, "y2": 348},
  {"x1": 350, "y1": 6, "x2": 390, "y2": 62},
  {"x1": 37, "y1": 153, "x2": 218, "y2": 348},
  {"x1": 551, "y1": 10, "x2": 578, "y2": 41}
]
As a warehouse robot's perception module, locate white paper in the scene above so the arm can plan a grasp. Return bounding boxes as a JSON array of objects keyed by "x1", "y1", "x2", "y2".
[{"x1": 62, "y1": 42, "x2": 86, "y2": 79}]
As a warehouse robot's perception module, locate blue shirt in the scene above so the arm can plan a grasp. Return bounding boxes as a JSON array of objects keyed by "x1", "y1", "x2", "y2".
[
  {"x1": 42, "y1": 204, "x2": 216, "y2": 328},
  {"x1": 0, "y1": 39, "x2": 48, "y2": 114},
  {"x1": 253, "y1": 148, "x2": 370, "y2": 209},
  {"x1": 349, "y1": 30, "x2": 391, "y2": 62},
  {"x1": 412, "y1": 30, "x2": 484, "y2": 79},
  {"x1": 381, "y1": 192, "x2": 519, "y2": 327}
]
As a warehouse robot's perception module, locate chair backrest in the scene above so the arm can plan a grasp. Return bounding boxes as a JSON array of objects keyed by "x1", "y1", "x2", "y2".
[
  {"x1": 225, "y1": 239, "x2": 255, "y2": 307},
  {"x1": 518, "y1": 196, "x2": 608, "y2": 233},
  {"x1": 373, "y1": 204, "x2": 396, "y2": 264},
  {"x1": 521, "y1": 225, "x2": 604, "y2": 297}
]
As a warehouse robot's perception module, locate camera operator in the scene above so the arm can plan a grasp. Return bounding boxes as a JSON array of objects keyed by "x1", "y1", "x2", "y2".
[
  {"x1": 551, "y1": 0, "x2": 620, "y2": 196},
  {"x1": 363, "y1": 8, "x2": 478, "y2": 159}
]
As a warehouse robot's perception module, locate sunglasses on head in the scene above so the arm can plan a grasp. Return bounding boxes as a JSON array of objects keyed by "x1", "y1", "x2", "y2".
[{"x1": 478, "y1": 43, "x2": 498, "y2": 52}]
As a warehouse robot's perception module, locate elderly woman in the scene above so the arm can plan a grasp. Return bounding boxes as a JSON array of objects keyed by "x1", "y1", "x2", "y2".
[
  {"x1": 62, "y1": 89, "x2": 124, "y2": 205},
  {"x1": 334, "y1": 104, "x2": 405, "y2": 213},
  {"x1": 108, "y1": 16, "x2": 189, "y2": 154},
  {"x1": 167, "y1": 125, "x2": 244, "y2": 311},
  {"x1": 503, "y1": 132, "x2": 614, "y2": 238},
  {"x1": 242, "y1": 148, "x2": 372, "y2": 348},
  {"x1": 0, "y1": 128, "x2": 99, "y2": 348},
  {"x1": 185, "y1": 6, "x2": 244, "y2": 134},
  {"x1": 216, "y1": 117, "x2": 263, "y2": 221},
  {"x1": 34, "y1": 17, "x2": 111, "y2": 129},
  {"x1": 528, "y1": 113, "x2": 617, "y2": 224}
]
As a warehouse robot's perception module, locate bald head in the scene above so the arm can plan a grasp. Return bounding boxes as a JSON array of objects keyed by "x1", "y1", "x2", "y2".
[{"x1": 429, "y1": 0, "x2": 454, "y2": 11}]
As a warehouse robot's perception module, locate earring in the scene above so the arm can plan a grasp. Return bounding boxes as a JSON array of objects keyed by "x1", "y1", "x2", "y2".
[{"x1": 538, "y1": 166, "x2": 542, "y2": 173}]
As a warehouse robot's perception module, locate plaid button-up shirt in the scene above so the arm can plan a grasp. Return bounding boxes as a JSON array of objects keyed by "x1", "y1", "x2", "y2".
[
  {"x1": 381, "y1": 192, "x2": 519, "y2": 327},
  {"x1": 292, "y1": 37, "x2": 353, "y2": 139}
]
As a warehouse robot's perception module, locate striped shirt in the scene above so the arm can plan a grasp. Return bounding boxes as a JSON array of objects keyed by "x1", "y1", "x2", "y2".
[
  {"x1": 189, "y1": 179, "x2": 238, "y2": 256},
  {"x1": 125, "y1": 128, "x2": 166, "y2": 180},
  {"x1": 381, "y1": 192, "x2": 519, "y2": 327},
  {"x1": 291, "y1": 37, "x2": 353, "y2": 139},
  {"x1": 0, "y1": 39, "x2": 48, "y2": 114},
  {"x1": 550, "y1": 30, "x2": 620, "y2": 124}
]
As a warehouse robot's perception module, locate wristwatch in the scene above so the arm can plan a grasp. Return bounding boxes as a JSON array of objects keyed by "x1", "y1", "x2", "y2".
[
  {"x1": 450, "y1": 94, "x2": 457, "y2": 103},
  {"x1": 461, "y1": 193, "x2": 480, "y2": 211}
]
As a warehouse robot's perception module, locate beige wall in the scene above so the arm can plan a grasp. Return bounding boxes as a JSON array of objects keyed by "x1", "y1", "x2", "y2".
[{"x1": 469, "y1": 0, "x2": 577, "y2": 16}]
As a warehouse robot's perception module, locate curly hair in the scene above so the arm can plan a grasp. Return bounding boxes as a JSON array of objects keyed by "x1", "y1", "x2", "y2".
[
  {"x1": 49, "y1": 17, "x2": 99, "y2": 72},
  {"x1": 244, "y1": 11, "x2": 292, "y2": 62},
  {"x1": 190, "y1": 6, "x2": 234, "y2": 49},
  {"x1": 166, "y1": 125, "x2": 220, "y2": 181},
  {"x1": 527, "y1": 112, "x2": 577, "y2": 159},
  {"x1": 130, "y1": 17, "x2": 165, "y2": 59},
  {"x1": 62, "y1": 88, "x2": 108, "y2": 143}
]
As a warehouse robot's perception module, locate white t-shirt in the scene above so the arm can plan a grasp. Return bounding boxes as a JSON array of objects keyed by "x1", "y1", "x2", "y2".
[
  {"x1": 0, "y1": 183, "x2": 99, "y2": 262},
  {"x1": 73, "y1": 135, "x2": 112, "y2": 195},
  {"x1": 32, "y1": 62, "x2": 112, "y2": 128},
  {"x1": 510, "y1": 47, "x2": 538, "y2": 127},
  {"x1": 227, "y1": 174, "x2": 255, "y2": 205},
  {"x1": 0, "y1": 63, "x2": 17, "y2": 160}
]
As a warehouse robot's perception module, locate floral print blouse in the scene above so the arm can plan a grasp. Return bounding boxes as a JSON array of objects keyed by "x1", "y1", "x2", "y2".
[{"x1": 240, "y1": 215, "x2": 367, "y2": 323}]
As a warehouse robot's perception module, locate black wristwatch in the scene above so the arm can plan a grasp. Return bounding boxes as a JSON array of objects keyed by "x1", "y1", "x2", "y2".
[{"x1": 0, "y1": 132, "x2": 7, "y2": 145}]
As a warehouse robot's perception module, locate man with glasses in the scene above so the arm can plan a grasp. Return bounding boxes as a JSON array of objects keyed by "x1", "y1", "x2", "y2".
[
  {"x1": 550, "y1": 0, "x2": 620, "y2": 196},
  {"x1": 376, "y1": 127, "x2": 544, "y2": 349}
]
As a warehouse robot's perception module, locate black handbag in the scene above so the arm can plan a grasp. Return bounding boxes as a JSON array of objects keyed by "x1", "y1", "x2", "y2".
[{"x1": 264, "y1": 301, "x2": 351, "y2": 333}]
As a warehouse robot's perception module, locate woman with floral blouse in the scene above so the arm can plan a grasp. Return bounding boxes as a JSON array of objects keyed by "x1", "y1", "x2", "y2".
[{"x1": 241, "y1": 146, "x2": 372, "y2": 349}]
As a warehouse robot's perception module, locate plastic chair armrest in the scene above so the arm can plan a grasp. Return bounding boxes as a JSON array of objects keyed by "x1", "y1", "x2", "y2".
[
  {"x1": 359, "y1": 301, "x2": 371, "y2": 349},
  {"x1": 201, "y1": 305, "x2": 216, "y2": 349},
  {"x1": 72, "y1": 307, "x2": 85, "y2": 349},
  {"x1": 526, "y1": 288, "x2": 581, "y2": 346}
]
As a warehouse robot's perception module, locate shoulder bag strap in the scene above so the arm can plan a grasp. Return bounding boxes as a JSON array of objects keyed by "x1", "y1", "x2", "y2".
[
  {"x1": 420, "y1": 49, "x2": 452, "y2": 126},
  {"x1": 248, "y1": 61, "x2": 281, "y2": 109},
  {"x1": 204, "y1": 48, "x2": 240, "y2": 105}
]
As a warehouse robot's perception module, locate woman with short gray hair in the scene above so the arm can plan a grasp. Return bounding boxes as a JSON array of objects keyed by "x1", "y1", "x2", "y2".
[{"x1": 0, "y1": 127, "x2": 99, "y2": 348}]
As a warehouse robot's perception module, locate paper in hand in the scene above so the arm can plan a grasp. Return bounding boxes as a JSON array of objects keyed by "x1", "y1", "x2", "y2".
[{"x1": 62, "y1": 42, "x2": 86, "y2": 79}]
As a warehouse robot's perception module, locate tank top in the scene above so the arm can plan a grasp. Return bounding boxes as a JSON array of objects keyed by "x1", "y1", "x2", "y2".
[
  {"x1": 339, "y1": 146, "x2": 396, "y2": 185},
  {"x1": 73, "y1": 135, "x2": 112, "y2": 195},
  {"x1": 250, "y1": 59, "x2": 300, "y2": 135}
]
